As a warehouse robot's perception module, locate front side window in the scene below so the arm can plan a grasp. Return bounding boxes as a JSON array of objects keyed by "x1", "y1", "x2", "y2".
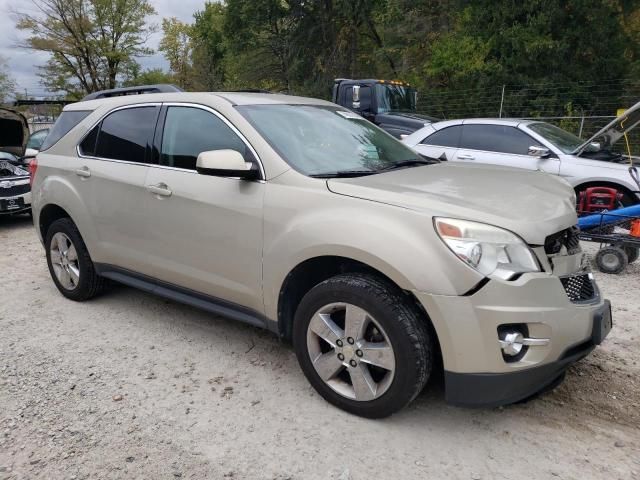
[
  {"x1": 460, "y1": 125, "x2": 541, "y2": 155},
  {"x1": 160, "y1": 107, "x2": 247, "y2": 170},
  {"x1": 40, "y1": 111, "x2": 91, "y2": 151},
  {"x1": 528, "y1": 122, "x2": 582, "y2": 154},
  {"x1": 94, "y1": 107, "x2": 158, "y2": 163},
  {"x1": 238, "y1": 105, "x2": 422, "y2": 176}
]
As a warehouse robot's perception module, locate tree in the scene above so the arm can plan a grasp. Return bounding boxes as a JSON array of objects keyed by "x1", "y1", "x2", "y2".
[
  {"x1": 0, "y1": 56, "x2": 15, "y2": 103},
  {"x1": 122, "y1": 67, "x2": 176, "y2": 87},
  {"x1": 16, "y1": 0, "x2": 157, "y2": 96},
  {"x1": 159, "y1": 17, "x2": 193, "y2": 90},
  {"x1": 191, "y1": 2, "x2": 227, "y2": 90}
]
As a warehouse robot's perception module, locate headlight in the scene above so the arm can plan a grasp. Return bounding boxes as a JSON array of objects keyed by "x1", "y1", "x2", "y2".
[{"x1": 434, "y1": 218, "x2": 540, "y2": 280}]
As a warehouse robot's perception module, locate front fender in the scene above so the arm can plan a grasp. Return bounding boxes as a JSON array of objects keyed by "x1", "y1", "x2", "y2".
[{"x1": 262, "y1": 179, "x2": 484, "y2": 321}]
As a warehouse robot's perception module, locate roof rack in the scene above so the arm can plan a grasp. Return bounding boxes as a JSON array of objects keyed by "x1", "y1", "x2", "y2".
[
  {"x1": 228, "y1": 89, "x2": 273, "y2": 94},
  {"x1": 81, "y1": 84, "x2": 183, "y2": 101}
]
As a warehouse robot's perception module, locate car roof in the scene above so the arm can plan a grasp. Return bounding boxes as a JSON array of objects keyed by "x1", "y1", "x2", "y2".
[
  {"x1": 64, "y1": 92, "x2": 335, "y2": 111},
  {"x1": 430, "y1": 118, "x2": 541, "y2": 129}
]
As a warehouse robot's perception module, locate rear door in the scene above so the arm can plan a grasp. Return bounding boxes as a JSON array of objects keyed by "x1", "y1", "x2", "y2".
[
  {"x1": 412, "y1": 124, "x2": 462, "y2": 161},
  {"x1": 76, "y1": 104, "x2": 161, "y2": 273},
  {"x1": 140, "y1": 104, "x2": 265, "y2": 312},
  {"x1": 455, "y1": 124, "x2": 560, "y2": 174}
]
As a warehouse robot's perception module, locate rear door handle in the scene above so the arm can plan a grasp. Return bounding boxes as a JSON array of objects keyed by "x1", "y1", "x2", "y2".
[
  {"x1": 146, "y1": 183, "x2": 172, "y2": 197},
  {"x1": 75, "y1": 166, "x2": 91, "y2": 178},
  {"x1": 457, "y1": 154, "x2": 475, "y2": 160}
]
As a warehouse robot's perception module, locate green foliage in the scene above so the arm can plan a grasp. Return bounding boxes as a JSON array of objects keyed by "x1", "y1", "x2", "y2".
[
  {"x1": 159, "y1": 18, "x2": 193, "y2": 89},
  {"x1": 122, "y1": 67, "x2": 176, "y2": 87},
  {"x1": 16, "y1": 0, "x2": 157, "y2": 96},
  {"x1": 96, "y1": 0, "x2": 634, "y2": 119}
]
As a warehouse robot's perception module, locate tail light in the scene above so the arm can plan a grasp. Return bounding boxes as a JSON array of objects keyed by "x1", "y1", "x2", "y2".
[{"x1": 29, "y1": 157, "x2": 38, "y2": 186}]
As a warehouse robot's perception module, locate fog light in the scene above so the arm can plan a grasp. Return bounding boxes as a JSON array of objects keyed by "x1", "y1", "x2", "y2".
[
  {"x1": 499, "y1": 331, "x2": 525, "y2": 356},
  {"x1": 498, "y1": 329, "x2": 550, "y2": 361}
]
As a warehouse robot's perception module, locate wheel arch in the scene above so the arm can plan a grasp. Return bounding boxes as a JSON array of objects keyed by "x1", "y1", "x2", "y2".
[
  {"x1": 574, "y1": 180, "x2": 639, "y2": 205},
  {"x1": 38, "y1": 203, "x2": 72, "y2": 240},
  {"x1": 276, "y1": 255, "x2": 442, "y2": 358}
]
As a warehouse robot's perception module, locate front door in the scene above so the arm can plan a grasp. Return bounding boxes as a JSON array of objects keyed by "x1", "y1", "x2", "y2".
[
  {"x1": 454, "y1": 124, "x2": 560, "y2": 174},
  {"x1": 141, "y1": 104, "x2": 265, "y2": 313}
]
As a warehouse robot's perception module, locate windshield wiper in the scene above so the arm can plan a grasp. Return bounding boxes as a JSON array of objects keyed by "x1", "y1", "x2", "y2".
[
  {"x1": 309, "y1": 170, "x2": 376, "y2": 178},
  {"x1": 377, "y1": 158, "x2": 438, "y2": 172}
]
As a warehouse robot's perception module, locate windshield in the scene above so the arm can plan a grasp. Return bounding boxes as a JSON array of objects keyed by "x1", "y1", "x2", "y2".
[
  {"x1": 27, "y1": 129, "x2": 49, "y2": 150},
  {"x1": 375, "y1": 84, "x2": 416, "y2": 113},
  {"x1": 527, "y1": 122, "x2": 585, "y2": 154},
  {"x1": 237, "y1": 105, "x2": 423, "y2": 177}
]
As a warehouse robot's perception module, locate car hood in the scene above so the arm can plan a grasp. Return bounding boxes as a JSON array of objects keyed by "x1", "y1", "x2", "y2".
[
  {"x1": 326, "y1": 163, "x2": 577, "y2": 245},
  {"x1": 573, "y1": 100, "x2": 640, "y2": 156},
  {"x1": 0, "y1": 108, "x2": 29, "y2": 157}
]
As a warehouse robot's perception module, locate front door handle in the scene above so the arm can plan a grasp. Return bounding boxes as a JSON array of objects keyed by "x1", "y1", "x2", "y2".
[
  {"x1": 146, "y1": 183, "x2": 172, "y2": 197},
  {"x1": 457, "y1": 154, "x2": 475, "y2": 160},
  {"x1": 75, "y1": 166, "x2": 91, "y2": 178}
]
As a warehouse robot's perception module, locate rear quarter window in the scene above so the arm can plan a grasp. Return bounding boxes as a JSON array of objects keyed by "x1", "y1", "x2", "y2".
[{"x1": 40, "y1": 111, "x2": 92, "y2": 151}]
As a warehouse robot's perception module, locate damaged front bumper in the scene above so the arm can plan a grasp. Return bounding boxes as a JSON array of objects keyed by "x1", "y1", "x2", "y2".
[{"x1": 415, "y1": 249, "x2": 612, "y2": 407}]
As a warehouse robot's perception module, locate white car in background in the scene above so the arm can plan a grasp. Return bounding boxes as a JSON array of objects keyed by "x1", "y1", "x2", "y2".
[{"x1": 403, "y1": 103, "x2": 640, "y2": 205}]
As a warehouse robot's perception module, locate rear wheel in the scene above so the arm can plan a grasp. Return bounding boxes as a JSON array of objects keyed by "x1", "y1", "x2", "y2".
[
  {"x1": 293, "y1": 274, "x2": 433, "y2": 418},
  {"x1": 595, "y1": 246, "x2": 628, "y2": 274},
  {"x1": 45, "y1": 218, "x2": 105, "y2": 301}
]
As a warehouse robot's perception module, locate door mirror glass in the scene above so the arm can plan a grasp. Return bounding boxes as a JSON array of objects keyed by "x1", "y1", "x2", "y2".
[
  {"x1": 527, "y1": 145, "x2": 551, "y2": 158},
  {"x1": 196, "y1": 149, "x2": 258, "y2": 179}
]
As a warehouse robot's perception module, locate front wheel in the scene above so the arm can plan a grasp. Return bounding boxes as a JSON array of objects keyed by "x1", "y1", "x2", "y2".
[{"x1": 293, "y1": 274, "x2": 433, "y2": 418}]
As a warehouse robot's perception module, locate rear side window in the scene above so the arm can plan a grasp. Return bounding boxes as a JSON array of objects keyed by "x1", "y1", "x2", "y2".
[
  {"x1": 460, "y1": 125, "x2": 541, "y2": 155},
  {"x1": 160, "y1": 106, "x2": 247, "y2": 170},
  {"x1": 423, "y1": 125, "x2": 462, "y2": 147},
  {"x1": 40, "y1": 111, "x2": 91, "y2": 151},
  {"x1": 94, "y1": 107, "x2": 159, "y2": 163}
]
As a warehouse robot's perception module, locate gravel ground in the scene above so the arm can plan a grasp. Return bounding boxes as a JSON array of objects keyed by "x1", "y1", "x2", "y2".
[{"x1": 1, "y1": 215, "x2": 639, "y2": 480}]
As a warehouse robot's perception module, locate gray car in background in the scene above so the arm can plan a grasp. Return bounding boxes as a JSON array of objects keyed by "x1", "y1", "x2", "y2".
[{"x1": 403, "y1": 103, "x2": 640, "y2": 205}]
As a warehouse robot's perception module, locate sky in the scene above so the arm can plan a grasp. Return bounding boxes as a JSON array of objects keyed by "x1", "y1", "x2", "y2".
[{"x1": 0, "y1": 0, "x2": 207, "y2": 97}]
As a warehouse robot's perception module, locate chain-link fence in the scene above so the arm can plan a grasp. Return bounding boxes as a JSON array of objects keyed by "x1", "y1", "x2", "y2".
[{"x1": 416, "y1": 79, "x2": 640, "y2": 157}]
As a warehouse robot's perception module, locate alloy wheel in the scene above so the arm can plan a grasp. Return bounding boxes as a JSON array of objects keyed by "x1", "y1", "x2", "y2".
[
  {"x1": 50, "y1": 232, "x2": 80, "y2": 290},
  {"x1": 306, "y1": 302, "x2": 396, "y2": 401}
]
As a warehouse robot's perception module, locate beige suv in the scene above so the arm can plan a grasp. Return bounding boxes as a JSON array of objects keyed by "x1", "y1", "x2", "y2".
[{"x1": 31, "y1": 88, "x2": 612, "y2": 418}]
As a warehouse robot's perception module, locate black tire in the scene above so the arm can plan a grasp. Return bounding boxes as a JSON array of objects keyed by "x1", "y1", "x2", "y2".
[
  {"x1": 45, "y1": 217, "x2": 105, "y2": 301},
  {"x1": 624, "y1": 247, "x2": 639, "y2": 264},
  {"x1": 293, "y1": 274, "x2": 433, "y2": 418},
  {"x1": 595, "y1": 246, "x2": 628, "y2": 274}
]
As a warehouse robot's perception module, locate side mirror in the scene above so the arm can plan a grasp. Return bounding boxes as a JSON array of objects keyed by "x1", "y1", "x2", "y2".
[
  {"x1": 528, "y1": 146, "x2": 551, "y2": 158},
  {"x1": 196, "y1": 150, "x2": 259, "y2": 180},
  {"x1": 351, "y1": 85, "x2": 360, "y2": 109},
  {"x1": 589, "y1": 142, "x2": 601, "y2": 151}
]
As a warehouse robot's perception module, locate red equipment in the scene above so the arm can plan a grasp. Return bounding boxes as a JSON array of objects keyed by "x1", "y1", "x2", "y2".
[{"x1": 578, "y1": 187, "x2": 622, "y2": 213}]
